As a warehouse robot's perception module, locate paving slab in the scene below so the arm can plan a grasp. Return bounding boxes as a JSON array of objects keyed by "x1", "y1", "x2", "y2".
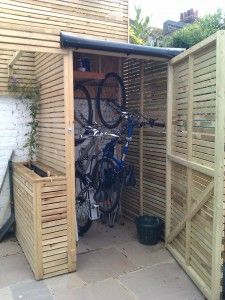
[
  {"x1": 0, "y1": 287, "x2": 14, "y2": 300},
  {"x1": 10, "y1": 280, "x2": 52, "y2": 300},
  {"x1": 77, "y1": 247, "x2": 137, "y2": 283},
  {"x1": 45, "y1": 271, "x2": 86, "y2": 297},
  {"x1": 0, "y1": 253, "x2": 33, "y2": 289},
  {"x1": 52, "y1": 278, "x2": 136, "y2": 300},
  {"x1": 119, "y1": 262, "x2": 204, "y2": 300},
  {"x1": 116, "y1": 241, "x2": 175, "y2": 268},
  {"x1": 0, "y1": 236, "x2": 22, "y2": 258},
  {"x1": 77, "y1": 220, "x2": 136, "y2": 254}
]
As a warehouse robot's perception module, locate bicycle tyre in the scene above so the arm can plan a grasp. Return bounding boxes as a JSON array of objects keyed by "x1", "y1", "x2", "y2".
[
  {"x1": 92, "y1": 158, "x2": 121, "y2": 213},
  {"x1": 96, "y1": 72, "x2": 126, "y2": 129},
  {"x1": 76, "y1": 171, "x2": 92, "y2": 236},
  {"x1": 74, "y1": 84, "x2": 93, "y2": 146}
]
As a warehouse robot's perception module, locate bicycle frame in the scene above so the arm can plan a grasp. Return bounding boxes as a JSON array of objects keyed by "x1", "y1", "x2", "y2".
[
  {"x1": 76, "y1": 137, "x2": 99, "y2": 176},
  {"x1": 102, "y1": 115, "x2": 134, "y2": 169}
]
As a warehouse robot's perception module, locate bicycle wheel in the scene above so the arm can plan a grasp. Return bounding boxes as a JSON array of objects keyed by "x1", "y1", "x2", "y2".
[
  {"x1": 74, "y1": 84, "x2": 93, "y2": 146},
  {"x1": 76, "y1": 171, "x2": 92, "y2": 236},
  {"x1": 96, "y1": 72, "x2": 126, "y2": 129},
  {"x1": 92, "y1": 158, "x2": 121, "y2": 213}
]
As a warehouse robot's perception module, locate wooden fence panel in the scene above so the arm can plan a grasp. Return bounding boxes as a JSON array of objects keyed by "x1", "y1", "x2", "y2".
[{"x1": 122, "y1": 59, "x2": 168, "y2": 221}]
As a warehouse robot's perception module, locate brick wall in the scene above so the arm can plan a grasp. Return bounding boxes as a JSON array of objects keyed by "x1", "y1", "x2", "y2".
[
  {"x1": 0, "y1": 96, "x2": 31, "y2": 182},
  {"x1": 0, "y1": 96, "x2": 31, "y2": 227}
]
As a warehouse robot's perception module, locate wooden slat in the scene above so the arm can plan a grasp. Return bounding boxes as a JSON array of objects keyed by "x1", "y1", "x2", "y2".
[
  {"x1": 63, "y1": 51, "x2": 76, "y2": 272},
  {"x1": 211, "y1": 31, "x2": 225, "y2": 299}
]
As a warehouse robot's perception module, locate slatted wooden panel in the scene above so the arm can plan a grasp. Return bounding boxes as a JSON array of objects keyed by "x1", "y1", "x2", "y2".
[
  {"x1": 13, "y1": 164, "x2": 36, "y2": 275},
  {"x1": 122, "y1": 59, "x2": 141, "y2": 219},
  {"x1": 35, "y1": 52, "x2": 65, "y2": 173},
  {"x1": 166, "y1": 32, "x2": 225, "y2": 300},
  {"x1": 192, "y1": 45, "x2": 216, "y2": 169},
  {"x1": 0, "y1": 0, "x2": 128, "y2": 44},
  {"x1": 122, "y1": 59, "x2": 168, "y2": 221},
  {"x1": 13, "y1": 162, "x2": 74, "y2": 279},
  {"x1": 41, "y1": 179, "x2": 69, "y2": 278},
  {"x1": 0, "y1": 50, "x2": 36, "y2": 94},
  {"x1": 142, "y1": 62, "x2": 167, "y2": 220}
]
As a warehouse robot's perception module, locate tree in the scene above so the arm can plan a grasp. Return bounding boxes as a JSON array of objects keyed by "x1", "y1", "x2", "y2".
[
  {"x1": 129, "y1": 7, "x2": 152, "y2": 45},
  {"x1": 164, "y1": 9, "x2": 225, "y2": 48}
]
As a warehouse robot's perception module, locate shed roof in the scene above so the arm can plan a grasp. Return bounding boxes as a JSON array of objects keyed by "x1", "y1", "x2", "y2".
[{"x1": 60, "y1": 32, "x2": 184, "y2": 59}]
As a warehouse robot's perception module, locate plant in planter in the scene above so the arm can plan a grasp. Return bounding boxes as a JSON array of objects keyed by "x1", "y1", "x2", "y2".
[{"x1": 8, "y1": 75, "x2": 40, "y2": 167}]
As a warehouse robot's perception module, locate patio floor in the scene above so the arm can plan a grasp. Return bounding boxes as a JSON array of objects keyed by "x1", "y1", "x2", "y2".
[{"x1": 0, "y1": 219, "x2": 203, "y2": 300}]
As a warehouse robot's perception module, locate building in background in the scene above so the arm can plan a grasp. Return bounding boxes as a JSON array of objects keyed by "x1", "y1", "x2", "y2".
[{"x1": 163, "y1": 9, "x2": 198, "y2": 35}]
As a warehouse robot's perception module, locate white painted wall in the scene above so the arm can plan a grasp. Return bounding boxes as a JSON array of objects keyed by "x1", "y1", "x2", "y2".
[{"x1": 0, "y1": 96, "x2": 31, "y2": 228}]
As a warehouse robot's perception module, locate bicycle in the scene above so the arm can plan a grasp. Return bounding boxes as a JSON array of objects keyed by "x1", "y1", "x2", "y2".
[
  {"x1": 74, "y1": 72, "x2": 126, "y2": 146},
  {"x1": 92, "y1": 109, "x2": 165, "y2": 227},
  {"x1": 75, "y1": 125, "x2": 120, "y2": 235},
  {"x1": 74, "y1": 72, "x2": 126, "y2": 234}
]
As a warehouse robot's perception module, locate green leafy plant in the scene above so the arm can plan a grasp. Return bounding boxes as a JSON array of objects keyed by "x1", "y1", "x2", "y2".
[
  {"x1": 129, "y1": 6, "x2": 152, "y2": 44},
  {"x1": 164, "y1": 9, "x2": 225, "y2": 48},
  {"x1": 8, "y1": 75, "x2": 40, "y2": 164}
]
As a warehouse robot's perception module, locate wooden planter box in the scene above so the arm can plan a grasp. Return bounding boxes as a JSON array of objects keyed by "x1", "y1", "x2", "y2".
[{"x1": 13, "y1": 162, "x2": 76, "y2": 279}]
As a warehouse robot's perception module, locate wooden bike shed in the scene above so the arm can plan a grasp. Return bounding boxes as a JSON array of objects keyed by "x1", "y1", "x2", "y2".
[{"x1": 2, "y1": 29, "x2": 225, "y2": 299}]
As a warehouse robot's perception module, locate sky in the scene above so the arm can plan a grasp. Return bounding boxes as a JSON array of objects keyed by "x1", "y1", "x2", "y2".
[{"x1": 129, "y1": 0, "x2": 225, "y2": 28}]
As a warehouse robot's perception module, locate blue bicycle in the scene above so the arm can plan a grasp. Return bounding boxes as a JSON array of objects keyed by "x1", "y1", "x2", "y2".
[{"x1": 92, "y1": 111, "x2": 164, "y2": 216}]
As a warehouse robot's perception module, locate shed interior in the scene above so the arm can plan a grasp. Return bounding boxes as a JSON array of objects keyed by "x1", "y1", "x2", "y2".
[{"x1": 73, "y1": 51, "x2": 168, "y2": 223}]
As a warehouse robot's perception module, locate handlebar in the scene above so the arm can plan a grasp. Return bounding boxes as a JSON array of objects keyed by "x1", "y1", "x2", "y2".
[
  {"x1": 140, "y1": 119, "x2": 165, "y2": 128},
  {"x1": 153, "y1": 120, "x2": 165, "y2": 128},
  {"x1": 77, "y1": 128, "x2": 120, "y2": 141}
]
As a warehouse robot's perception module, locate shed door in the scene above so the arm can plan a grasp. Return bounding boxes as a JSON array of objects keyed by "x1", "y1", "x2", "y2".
[{"x1": 166, "y1": 33, "x2": 225, "y2": 300}]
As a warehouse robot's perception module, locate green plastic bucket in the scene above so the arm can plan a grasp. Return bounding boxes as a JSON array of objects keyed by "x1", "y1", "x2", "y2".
[{"x1": 136, "y1": 215, "x2": 163, "y2": 245}]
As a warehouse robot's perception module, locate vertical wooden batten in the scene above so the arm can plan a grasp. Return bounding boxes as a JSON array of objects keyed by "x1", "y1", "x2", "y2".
[
  {"x1": 211, "y1": 31, "x2": 225, "y2": 300},
  {"x1": 139, "y1": 61, "x2": 144, "y2": 215},
  {"x1": 63, "y1": 50, "x2": 76, "y2": 272},
  {"x1": 165, "y1": 63, "x2": 173, "y2": 241},
  {"x1": 185, "y1": 55, "x2": 194, "y2": 265},
  {"x1": 34, "y1": 182, "x2": 43, "y2": 279}
]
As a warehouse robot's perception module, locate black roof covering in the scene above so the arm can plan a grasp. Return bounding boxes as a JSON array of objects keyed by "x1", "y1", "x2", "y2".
[{"x1": 60, "y1": 32, "x2": 184, "y2": 59}]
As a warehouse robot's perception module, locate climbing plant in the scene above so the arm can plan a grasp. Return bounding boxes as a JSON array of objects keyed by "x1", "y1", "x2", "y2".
[{"x1": 8, "y1": 75, "x2": 40, "y2": 163}]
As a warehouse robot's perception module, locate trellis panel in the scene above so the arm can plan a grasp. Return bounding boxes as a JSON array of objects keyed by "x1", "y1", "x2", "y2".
[
  {"x1": 122, "y1": 59, "x2": 141, "y2": 219},
  {"x1": 166, "y1": 32, "x2": 225, "y2": 300},
  {"x1": 35, "y1": 52, "x2": 65, "y2": 173},
  {"x1": 0, "y1": 51, "x2": 35, "y2": 94}
]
